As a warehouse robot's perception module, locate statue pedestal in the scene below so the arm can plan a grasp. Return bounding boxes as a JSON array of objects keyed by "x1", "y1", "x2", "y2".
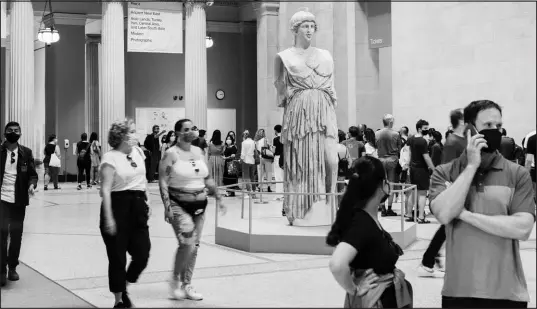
[{"x1": 292, "y1": 199, "x2": 333, "y2": 227}]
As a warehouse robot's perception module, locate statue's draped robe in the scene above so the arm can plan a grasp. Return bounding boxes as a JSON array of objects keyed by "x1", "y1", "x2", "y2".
[{"x1": 277, "y1": 47, "x2": 338, "y2": 221}]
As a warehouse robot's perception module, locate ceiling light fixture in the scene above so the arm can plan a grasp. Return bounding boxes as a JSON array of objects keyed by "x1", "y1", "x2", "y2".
[{"x1": 37, "y1": 0, "x2": 60, "y2": 46}]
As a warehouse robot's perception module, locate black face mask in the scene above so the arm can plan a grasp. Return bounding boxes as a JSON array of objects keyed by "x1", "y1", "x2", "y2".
[
  {"x1": 380, "y1": 182, "x2": 390, "y2": 203},
  {"x1": 5, "y1": 132, "x2": 21, "y2": 143},
  {"x1": 480, "y1": 129, "x2": 502, "y2": 153},
  {"x1": 421, "y1": 129, "x2": 430, "y2": 136}
]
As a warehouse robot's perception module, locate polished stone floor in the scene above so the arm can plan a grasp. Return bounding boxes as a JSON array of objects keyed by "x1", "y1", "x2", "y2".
[{"x1": 1, "y1": 182, "x2": 535, "y2": 308}]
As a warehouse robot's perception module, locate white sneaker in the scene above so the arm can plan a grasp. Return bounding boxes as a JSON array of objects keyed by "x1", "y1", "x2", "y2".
[
  {"x1": 417, "y1": 265, "x2": 444, "y2": 278},
  {"x1": 183, "y1": 284, "x2": 203, "y2": 301},
  {"x1": 170, "y1": 280, "x2": 186, "y2": 300}
]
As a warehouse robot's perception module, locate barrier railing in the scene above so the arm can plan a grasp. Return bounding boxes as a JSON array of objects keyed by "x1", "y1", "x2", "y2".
[{"x1": 215, "y1": 180, "x2": 418, "y2": 236}]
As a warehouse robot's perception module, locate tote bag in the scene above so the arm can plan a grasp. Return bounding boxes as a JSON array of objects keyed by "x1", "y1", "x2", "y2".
[{"x1": 49, "y1": 152, "x2": 61, "y2": 167}]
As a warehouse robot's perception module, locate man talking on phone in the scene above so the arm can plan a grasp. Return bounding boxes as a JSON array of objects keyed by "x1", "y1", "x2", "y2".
[{"x1": 429, "y1": 100, "x2": 535, "y2": 308}]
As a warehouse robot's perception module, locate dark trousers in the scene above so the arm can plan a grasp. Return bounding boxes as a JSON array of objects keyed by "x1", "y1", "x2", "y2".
[
  {"x1": 422, "y1": 225, "x2": 446, "y2": 268},
  {"x1": 100, "y1": 191, "x2": 151, "y2": 293},
  {"x1": 0, "y1": 201, "x2": 26, "y2": 273},
  {"x1": 77, "y1": 163, "x2": 91, "y2": 185},
  {"x1": 148, "y1": 153, "x2": 160, "y2": 182},
  {"x1": 442, "y1": 296, "x2": 527, "y2": 308},
  {"x1": 46, "y1": 166, "x2": 60, "y2": 188}
]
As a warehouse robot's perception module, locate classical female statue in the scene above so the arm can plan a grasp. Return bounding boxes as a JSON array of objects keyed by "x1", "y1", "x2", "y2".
[{"x1": 274, "y1": 9, "x2": 338, "y2": 226}]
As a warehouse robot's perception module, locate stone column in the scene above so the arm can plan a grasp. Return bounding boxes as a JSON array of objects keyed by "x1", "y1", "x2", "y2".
[
  {"x1": 8, "y1": 2, "x2": 34, "y2": 149},
  {"x1": 100, "y1": 2, "x2": 125, "y2": 153},
  {"x1": 184, "y1": 1, "x2": 208, "y2": 130},
  {"x1": 333, "y1": 2, "x2": 357, "y2": 130},
  {"x1": 254, "y1": 2, "x2": 280, "y2": 134},
  {"x1": 85, "y1": 36, "x2": 100, "y2": 135}
]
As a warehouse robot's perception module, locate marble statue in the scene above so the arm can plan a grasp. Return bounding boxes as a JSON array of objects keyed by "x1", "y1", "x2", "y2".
[{"x1": 273, "y1": 9, "x2": 338, "y2": 226}]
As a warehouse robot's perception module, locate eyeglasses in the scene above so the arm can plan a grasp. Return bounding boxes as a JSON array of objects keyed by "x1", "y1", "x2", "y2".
[
  {"x1": 126, "y1": 155, "x2": 137, "y2": 168},
  {"x1": 10, "y1": 152, "x2": 15, "y2": 164},
  {"x1": 190, "y1": 160, "x2": 199, "y2": 173}
]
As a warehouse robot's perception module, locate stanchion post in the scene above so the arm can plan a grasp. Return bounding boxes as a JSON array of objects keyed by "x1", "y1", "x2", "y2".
[
  {"x1": 248, "y1": 193, "x2": 253, "y2": 235},
  {"x1": 215, "y1": 198, "x2": 219, "y2": 227},
  {"x1": 400, "y1": 186, "x2": 405, "y2": 232},
  {"x1": 413, "y1": 185, "x2": 418, "y2": 222},
  {"x1": 241, "y1": 189, "x2": 245, "y2": 219}
]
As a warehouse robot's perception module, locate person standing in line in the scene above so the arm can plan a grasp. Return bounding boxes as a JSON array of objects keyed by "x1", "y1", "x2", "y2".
[
  {"x1": 357, "y1": 124, "x2": 368, "y2": 142},
  {"x1": 143, "y1": 125, "x2": 166, "y2": 182},
  {"x1": 342, "y1": 126, "x2": 366, "y2": 165},
  {"x1": 161, "y1": 131, "x2": 176, "y2": 159},
  {"x1": 418, "y1": 109, "x2": 467, "y2": 277},
  {"x1": 429, "y1": 131, "x2": 444, "y2": 167},
  {"x1": 43, "y1": 134, "x2": 61, "y2": 190},
  {"x1": 498, "y1": 127, "x2": 518, "y2": 162},
  {"x1": 272, "y1": 125, "x2": 284, "y2": 202},
  {"x1": 405, "y1": 120, "x2": 435, "y2": 224},
  {"x1": 0, "y1": 122, "x2": 38, "y2": 287},
  {"x1": 375, "y1": 114, "x2": 402, "y2": 217},
  {"x1": 158, "y1": 119, "x2": 226, "y2": 301},
  {"x1": 431, "y1": 100, "x2": 535, "y2": 308},
  {"x1": 222, "y1": 134, "x2": 238, "y2": 197},
  {"x1": 207, "y1": 130, "x2": 225, "y2": 187},
  {"x1": 254, "y1": 129, "x2": 274, "y2": 193},
  {"x1": 336, "y1": 130, "x2": 352, "y2": 206},
  {"x1": 363, "y1": 128, "x2": 378, "y2": 158},
  {"x1": 76, "y1": 133, "x2": 92, "y2": 190},
  {"x1": 240, "y1": 130, "x2": 257, "y2": 197},
  {"x1": 524, "y1": 131, "x2": 535, "y2": 201},
  {"x1": 89, "y1": 132, "x2": 101, "y2": 185},
  {"x1": 99, "y1": 119, "x2": 151, "y2": 308}
]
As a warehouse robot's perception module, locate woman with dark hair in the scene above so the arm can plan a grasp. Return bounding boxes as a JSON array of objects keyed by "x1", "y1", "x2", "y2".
[
  {"x1": 222, "y1": 134, "x2": 239, "y2": 197},
  {"x1": 161, "y1": 131, "x2": 176, "y2": 158},
  {"x1": 363, "y1": 128, "x2": 378, "y2": 158},
  {"x1": 254, "y1": 128, "x2": 273, "y2": 192},
  {"x1": 89, "y1": 132, "x2": 101, "y2": 185},
  {"x1": 328, "y1": 156, "x2": 412, "y2": 308},
  {"x1": 336, "y1": 130, "x2": 351, "y2": 204},
  {"x1": 208, "y1": 130, "x2": 225, "y2": 186},
  {"x1": 43, "y1": 134, "x2": 61, "y2": 190},
  {"x1": 430, "y1": 130, "x2": 444, "y2": 167},
  {"x1": 159, "y1": 119, "x2": 226, "y2": 301}
]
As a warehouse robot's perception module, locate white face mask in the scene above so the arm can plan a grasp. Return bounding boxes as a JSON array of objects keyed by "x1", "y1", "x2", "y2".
[
  {"x1": 226, "y1": 139, "x2": 232, "y2": 145},
  {"x1": 169, "y1": 136, "x2": 176, "y2": 142}
]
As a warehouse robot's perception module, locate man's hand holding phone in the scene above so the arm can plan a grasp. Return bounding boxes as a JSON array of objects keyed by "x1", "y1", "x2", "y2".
[{"x1": 466, "y1": 129, "x2": 487, "y2": 168}]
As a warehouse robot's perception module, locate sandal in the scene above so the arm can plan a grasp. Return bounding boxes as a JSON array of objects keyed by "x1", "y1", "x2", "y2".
[
  {"x1": 417, "y1": 217, "x2": 430, "y2": 224},
  {"x1": 404, "y1": 215, "x2": 414, "y2": 222}
]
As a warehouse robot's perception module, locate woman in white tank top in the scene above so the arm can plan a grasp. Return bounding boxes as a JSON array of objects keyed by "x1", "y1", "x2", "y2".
[{"x1": 158, "y1": 119, "x2": 227, "y2": 301}]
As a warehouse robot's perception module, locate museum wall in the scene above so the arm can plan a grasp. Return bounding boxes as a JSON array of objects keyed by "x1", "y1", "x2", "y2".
[
  {"x1": 45, "y1": 24, "x2": 86, "y2": 175},
  {"x1": 0, "y1": 47, "x2": 5, "y2": 132},
  {"x1": 125, "y1": 30, "x2": 258, "y2": 136},
  {"x1": 392, "y1": 2, "x2": 536, "y2": 142}
]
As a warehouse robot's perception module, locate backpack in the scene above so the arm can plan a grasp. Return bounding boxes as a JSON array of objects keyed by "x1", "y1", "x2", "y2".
[
  {"x1": 338, "y1": 148, "x2": 351, "y2": 178},
  {"x1": 399, "y1": 145, "x2": 410, "y2": 171},
  {"x1": 78, "y1": 143, "x2": 91, "y2": 161}
]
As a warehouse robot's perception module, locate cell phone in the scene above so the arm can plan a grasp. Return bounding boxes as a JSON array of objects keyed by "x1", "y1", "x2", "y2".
[{"x1": 466, "y1": 124, "x2": 478, "y2": 137}]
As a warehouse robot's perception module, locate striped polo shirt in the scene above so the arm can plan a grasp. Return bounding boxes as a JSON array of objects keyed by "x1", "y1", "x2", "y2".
[{"x1": 430, "y1": 151, "x2": 536, "y2": 302}]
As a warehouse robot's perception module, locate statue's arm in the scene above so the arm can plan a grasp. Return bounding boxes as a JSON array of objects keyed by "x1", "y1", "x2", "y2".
[
  {"x1": 329, "y1": 52, "x2": 338, "y2": 108},
  {"x1": 274, "y1": 55, "x2": 287, "y2": 107}
]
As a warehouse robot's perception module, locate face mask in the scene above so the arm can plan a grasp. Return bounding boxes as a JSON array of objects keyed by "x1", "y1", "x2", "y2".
[
  {"x1": 421, "y1": 129, "x2": 429, "y2": 136},
  {"x1": 5, "y1": 132, "x2": 21, "y2": 143},
  {"x1": 182, "y1": 131, "x2": 198, "y2": 143},
  {"x1": 169, "y1": 136, "x2": 176, "y2": 142},
  {"x1": 480, "y1": 129, "x2": 502, "y2": 153},
  {"x1": 126, "y1": 133, "x2": 138, "y2": 147},
  {"x1": 226, "y1": 140, "x2": 232, "y2": 145},
  {"x1": 380, "y1": 182, "x2": 390, "y2": 203}
]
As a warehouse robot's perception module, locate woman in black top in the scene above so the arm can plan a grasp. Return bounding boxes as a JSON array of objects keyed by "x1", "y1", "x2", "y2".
[
  {"x1": 430, "y1": 130, "x2": 444, "y2": 167},
  {"x1": 222, "y1": 135, "x2": 239, "y2": 197},
  {"x1": 328, "y1": 156, "x2": 412, "y2": 308},
  {"x1": 43, "y1": 134, "x2": 61, "y2": 190}
]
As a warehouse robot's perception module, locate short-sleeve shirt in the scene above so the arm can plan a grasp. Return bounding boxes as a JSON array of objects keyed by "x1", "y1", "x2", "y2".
[
  {"x1": 442, "y1": 134, "x2": 466, "y2": 164},
  {"x1": 100, "y1": 146, "x2": 147, "y2": 192},
  {"x1": 407, "y1": 135, "x2": 428, "y2": 168},
  {"x1": 429, "y1": 151, "x2": 536, "y2": 302},
  {"x1": 375, "y1": 128, "x2": 402, "y2": 159},
  {"x1": 342, "y1": 138, "x2": 365, "y2": 161},
  {"x1": 342, "y1": 210, "x2": 400, "y2": 275},
  {"x1": 273, "y1": 136, "x2": 283, "y2": 156}
]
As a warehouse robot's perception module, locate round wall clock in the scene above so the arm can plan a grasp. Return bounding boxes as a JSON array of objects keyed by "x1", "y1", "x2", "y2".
[{"x1": 216, "y1": 89, "x2": 225, "y2": 100}]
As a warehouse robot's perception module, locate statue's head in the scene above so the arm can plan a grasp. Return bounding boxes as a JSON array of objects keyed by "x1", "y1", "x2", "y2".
[{"x1": 289, "y1": 8, "x2": 317, "y2": 44}]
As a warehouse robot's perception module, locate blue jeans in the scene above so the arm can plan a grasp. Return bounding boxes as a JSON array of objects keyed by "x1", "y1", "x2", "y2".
[{"x1": 169, "y1": 202, "x2": 206, "y2": 284}]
